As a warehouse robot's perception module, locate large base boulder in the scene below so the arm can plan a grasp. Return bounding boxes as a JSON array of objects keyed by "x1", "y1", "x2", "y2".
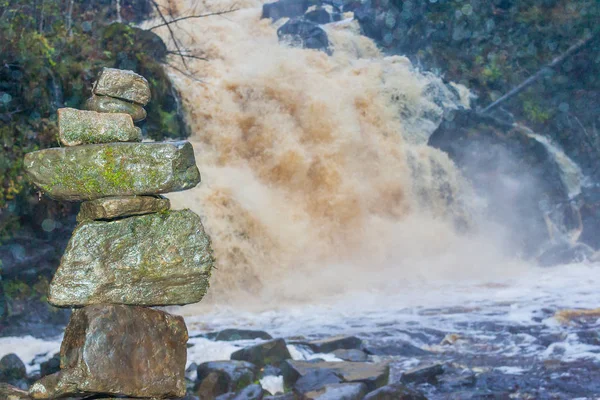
[{"x1": 29, "y1": 305, "x2": 188, "y2": 399}]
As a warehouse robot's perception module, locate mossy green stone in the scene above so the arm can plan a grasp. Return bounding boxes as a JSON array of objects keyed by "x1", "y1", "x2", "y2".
[
  {"x1": 24, "y1": 142, "x2": 200, "y2": 201},
  {"x1": 84, "y1": 95, "x2": 147, "y2": 122},
  {"x1": 49, "y1": 210, "x2": 214, "y2": 307},
  {"x1": 93, "y1": 68, "x2": 151, "y2": 105},
  {"x1": 77, "y1": 195, "x2": 170, "y2": 222},
  {"x1": 58, "y1": 108, "x2": 141, "y2": 146}
]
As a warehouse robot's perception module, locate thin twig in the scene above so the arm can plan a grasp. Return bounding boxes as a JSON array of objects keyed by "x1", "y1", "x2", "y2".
[
  {"x1": 150, "y1": 0, "x2": 188, "y2": 69},
  {"x1": 148, "y1": 8, "x2": 239, "y2": 30},
  {"x1": 166, "y1": 50, "x2": 208, "y2": 61},
  {"x1": 166, "y1": 62, "x2": 204, "y2": 83}
]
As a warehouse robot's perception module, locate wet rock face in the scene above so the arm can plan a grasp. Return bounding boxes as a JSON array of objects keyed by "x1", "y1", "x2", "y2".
[
  {"x1": 277, "y1": 19, "x2": 329, "y2": 53},
  {"x1": 84, "y1": 95, "x2": 147, "y2": 122},
  {"x1": 29, "y1": 305, "x2": 187, "y2": 399},
  {"x1": 308, "y1": 336, "x2": 363, "y2": 353},
  {"x1": 304, "y1": 382, "x2": 367, "y2": 400},
  {"x1": 93, "y1": 68, "x2": 151, "y2": 105},
  {"x1": 206, "y1": 329, "x2": 273, "y2": 341},
  {"x1": 76, "y1": 195, "x2": 170, "y2": 222},
  {"x1": 49, "y1": 210, "x2": 214, "y2": 307},
  {"x1": 262, "y1": 0, "x2": 310, "y2": 21},
  {"x1": 230, "y1": 339, "x2": 292, "y2": 368},
  {"x1": 197, "y1": 361, "x2": 258, "y2": 393},
  {"x1": 57, "y1": 108, "x2": 141, "y2": 146},
  {"x1": 363, "y1": 382, "x2": 427, "y2": 400},
  {"x1": 0, "y1": 383, "x2": 31, "y2": 400},
  {"x1": 24, "y1": 141, "x2": 201, "y2": 201}
]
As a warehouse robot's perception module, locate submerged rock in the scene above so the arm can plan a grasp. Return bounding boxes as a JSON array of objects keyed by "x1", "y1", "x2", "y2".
[
  {"x1": 332, "y1": 349, "x2": 368, "y2": 362},
  {"x1": 231, "y1": 339, "x2": 292, "y2": 368},
  {"x1": 304, "y1": 382, "x2": 367, "y2": 400},
  {"x1": 282, "y1": 360, "x2": 389, "y2": 391},
  {"x1": 93, "y1": 68, "x2": 151, "y2": 105},
  {"x1": 57, "y1": 108, "x2": 141, "y2": 146},
  {"x1": 76, "y1": 195, "x2": 170, "y2": 222},
  {"x1": 196, "y1": 371, "x2": 230, "y2": 399},
  {"x1": 197, "y1": 361, "x2": 258, "y2": 393},
  {"x1": 304, "y1": 7, "x2": 342, "y2": 24},
  {"x1": 0, "y1": 384, "x2": 31, "y2": 400},
  {"x1": 49, "y1": 210, "x2": 214, "y2": 307},
  {"x1": 277, "y1": 19, "x2": 329, "y2": 53},
  {"x1": 29, "y1": 305, "x2": 187, "y2": 399},
  {"x1": 84, "y1": 95, "x2": 147, "y2": 122},
  {"x1": 24, "y1": 141, "x2": 200, "y2": 201}
]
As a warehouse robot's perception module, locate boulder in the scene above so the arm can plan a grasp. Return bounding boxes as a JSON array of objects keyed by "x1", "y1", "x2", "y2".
[
  {"x1": 57, "y1": 108, "x2": 141, "y2": 146},
  {"x1": 331, "y1": 349, "x2": 368, "y2": 362},
  {"x1": 304, "y1": 382, "x2": 367, "y2": 400},
  {"x1": 231, "y1": 339, "x2": 292, "y2": 368},
  {"x1": 400, "y1": 363, "x2": 444, "y2": 385},
  {"x1": 216, "y1": 384, "x2": 266, "y2": 400},
  {"x1": 282, "y1": 360, "x2": 389, "y2": 391},
  {"x1": 0, "y1": 354, "x2": 26, "y2": 383},
  {"x1": 196, "y1": 371, "x2": 230, "y2": 399},
  {"x1": 197, "y1": 361, "x2": 258, "y2": 393},
  {"x1": 277, "y1": 19, "x2": 329, "y2": 53},
  {"x1": 363, "y1": 383, "x2": 427, "y2": 400},
  {"x1": 93, "y1": 68, "x2": 151, "y2": 105},
  {"x1": 293, "y1": 369, "x2": 342, "y2": 394},
  {"x1": 84, "y1": 95, "x2": 147, "y2": 122},
  {"x1": 24, "y1": 141, "x2": 201, "y2": 201},
  {"x1": 49, "y1": 210, "x2": 214, "y2": 307},
  {"x1": 39, "y1": 353, "x2": 60, "y2": 378},
  {"x1": 76, "y1": 195, "x2": 170, "y2": 222},
  {"x1": 262, "y1": 0, "x2": 310, "y2": 21},
  {"x1": 29, "y1": 305, "x2": 187, "y2": 399},
  {"x1": 0, "y1": 384, "x2": 31, "y2": 400},
  {"x1": 207, "y1": 329, "x2": 273, "y2": 341},
  {"x1": 308, "y1": 336, "x2": 362, "y2": 353},
  {"x1": 304, "y1": 7, "x2": 341, "y2": 24}
]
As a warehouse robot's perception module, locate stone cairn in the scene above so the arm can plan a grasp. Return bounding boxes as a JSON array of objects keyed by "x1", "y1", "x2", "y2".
[{"x1": 23, "y1": 68, "x2": 214, "y2": 399}]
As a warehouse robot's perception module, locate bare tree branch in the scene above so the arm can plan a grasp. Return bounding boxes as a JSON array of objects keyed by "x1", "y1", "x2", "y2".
[
  {"x1": 148, "y1": 8, "x2": 239, "y2": 31},
  {"x1": 150, "y1": 0, "x2": 188, "y2": 69},
  {"x1": 166, "y1": 50, "x2": 208, "y2": 61}
]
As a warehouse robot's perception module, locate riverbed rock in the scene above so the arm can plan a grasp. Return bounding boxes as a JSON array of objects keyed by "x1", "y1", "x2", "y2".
[
  {"x1": 93, "y1": 68, "x2": 151, "y2": 105},
  {"x1": 282, "y1": 360, "x2": 389, "y2": 391},
  {"x1": 304, "y1": 382, "x2": 367, "y2": 400},
  {"x1": 363, "y1": 383, "x2": 427, "y2": 400},
  {"x1": 400, "y1": 363, "x2": 444, "y2": 385},
  {"x1": 24, "y1": 141, "x2": 201, "y2": 201},
  {"x1": 293, "y1": 369, "x2": 342, "y2": 394},
  {"x1": 49, "y1": 210, "x2": 214, "y2": 307},
  {"x1": 308, "y1": 336, "x2": 362, "y2": 353},
  {"x1": 231, "y1": 339, "x2": 292, "y2": 368},
  {"x1": 84, "y1": 95, "x2": 147, "y2": 122},
  {"x1": 277, "y1": 19, "x2": 329, "y2": 53},
  {"x1": 57, "y1": 108, "x2": 141, "y2": 146},
  {"x1": 29, "y1": 305, "x2": 187, "y2": 399},
  {"x1": 0, "y1": 384, "x2": 31, "y2": 400},
  {"x1": 39, "y1": 353, "x2": 60, "y2": 378},
  {"x1": 216, "y1": 383, "x2": 266, "y2": 400},
  {"x1": 332, "y1": 349, "x2": 368, "y2": 362},
  {"x1": 206, "y1": 329, "x2": 273, "y2": 341},
  {"x1": 197, "y1": 361, "x2": 258, "y2": 393},
  {"x1": 196, "y1": 371, "x2": 230, "y2": 399},
  {"x1": 262, "y1": 0, "x2": 310, "y2": 21},
  {"x1": 76, "y1": 195, "x2": 170, "y2": 222},
  {"x1": 0, "y1": 354, "x2": 26, "y2": 383}
]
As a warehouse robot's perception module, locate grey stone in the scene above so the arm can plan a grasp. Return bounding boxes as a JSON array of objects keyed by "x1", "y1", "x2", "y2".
[
  {"x1": 39, "y1": 353, "x2": 60, "y2": 378},
  {"x1": 58, "y1": 108, "x2": 141, "y2": 146},
  {"x1": 93, "y1": 68, "x2": 151, "y2": 105},
  {"x1": 332, "y1": 349, "x2": 368, "y2": 362},
  {"x1": 304, "y1": 383, "x2": 368, "y2": 400},
  {"x1": 29, "y1": 305, "x2": 187, "y2": 399},
  {"x1": 0, "y1": 354, "x2": 26, "y2": 383},
  {"x1": 24, "y1": 141, "x2": 201, "y2": 201},
  {"x1": 206, "y1": 329, "x2": 273, "y2": 342},
  {"x1": 0, "y1": 383, "x2": 31, "y2": 400},
  {"x1": 224, "y1": 384, "x2": 265, "y2": 400},
  {"x1": 363, "y1": 383, "x2": 427, "y2": 400},
  {"x1": 400, "y1": 363, "x2": 444, "y2": 385},
  {"x1": 49, "y1": 210, "x2": 214, "y2": 307},
  {"x1": 84, "y1": 95, "x2": 147, "y2": 122},
  {"x1": 77, "y1": 195, "x2": 170, "y2": 222},
  {"x1": 196, "y1": 371, "x2": 230, "y2": 399},
  {"x1": 282, "y1": 360, "x2": 389, "y2": 392},
  {"x1": 231, "y1": 339, "x2": 292, "y2": 368},
  {"x1": 197, "y1": 361, "x2": 258, "y2": 393},
  {"x1": 293, "y1": 369, "x2": 342, "y2": 394},
  {"x1": 308, "y1": 336, "x2": 362, "y2": 353}
]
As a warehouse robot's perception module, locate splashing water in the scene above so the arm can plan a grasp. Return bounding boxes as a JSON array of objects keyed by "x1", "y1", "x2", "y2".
[{"x1": 144, "y1": 0, "x2": 531, "y2": 309}]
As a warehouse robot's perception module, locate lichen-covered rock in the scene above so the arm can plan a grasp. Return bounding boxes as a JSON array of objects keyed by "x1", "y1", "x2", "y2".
[
  {"x1": 93, "y1": 68, "x2": 151, "y2": 105},
  {"x1": 77, "y1": 195, "x2": 170, "y2": 222},
  {"x1": 58, "y1": 108, "x2": 141, "y2": 146},
  {"x1": 49, "y1": 210, "x2": 214, "y2": 307},
  {"x1": 24, "y1": 141, "x2": 201, "y2": 201},
  {"x1": 230, "y1": 339, "x2": 292, "y2": 368},
  {"x1": 29, "y1": 305, "x2": 187, "y2": 399},
  {"x1": 0, "y1": 383, "x2": 31, "y2": 400},
  {"x1": 84, "y1": 95, "x2": 147, "y2": 122}
]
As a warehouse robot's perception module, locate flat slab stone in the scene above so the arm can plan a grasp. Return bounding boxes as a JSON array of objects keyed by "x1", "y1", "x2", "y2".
[
  {"x1": 58, "y1": 108, "x2": 141, "y2": 146},
  {"x1": 85, "y1": 95, "x2": 147, "y2": 122},
  {"x1": 24, "y1": 141, "x2": 200, "y2": 201},
  {"x1": 282, "y1": 361, "x2": 389, "y2": 392},
  {"x1": 308, "y1": 336, "x2": 363, "y2": 353},
  {"x1": 49, "y1": 210, "x2": 214, "y2": 307},
  {"x1": 304, "y1": 383, "x2": 368, "y2": 400},
  {"x1": 76, "y1": 195, "x2": 170, "y2": 222},
  {"x1": 29, "y1": 305, "x2": 187, "y2": 399},
  {"x1": 93, "y1": 68, "x2": 151, "y2": 105}
]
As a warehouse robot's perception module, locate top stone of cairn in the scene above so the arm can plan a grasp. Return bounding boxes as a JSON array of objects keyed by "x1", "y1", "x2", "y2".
[{"x1": 93, "y1": 68, "x2": 151, "y2": 106}]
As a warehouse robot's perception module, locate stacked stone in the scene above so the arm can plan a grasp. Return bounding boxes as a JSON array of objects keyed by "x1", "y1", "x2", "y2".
[{"x1": 24, "y1": 68, "x2": 214, "y2": 400}]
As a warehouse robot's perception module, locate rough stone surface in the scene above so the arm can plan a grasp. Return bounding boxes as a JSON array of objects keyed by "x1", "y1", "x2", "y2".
[
  {"x1": 39, "y1": 353, "x2": 60, "y2": 378},
  {"x1": 293, "y1": 369, "x2": 342, "y2": 394},
  {"x1": 218, "y1": 384, "x2": 265, "y2": 400},
  {"x1": 197, "y1": 361, "x2": 258, "y2": 393},
  {"x1": 332, "y1": 349, "x2": 368, "y2": 362},
  {"x1": 58, "y1": 108, "x2": 141, "y2": 146},
  {"x1": 282, "y1": 361, "x2": 389, "y2": 391},
  {"x1": 304, "y1": 382, "x2": 368, "y2": 400},
  {"x1": 308, "y1": 336, "x2": 363, "y2": 353},
  {"x1": 93, "y1": 68, "x2": 151, "y2": 105},
  {"x1": 49, "y1": 210, "x2": 214, "y2": 307},
  {"x1": 85, "y1": 95, "x2": 147, "y2": 122},
  {"x1": 400, "y1": 363, "x2": 444, "y2": 385},
  {"x1": 363, "y1": 383, "x2": 427, "y2": 400},
  {"x1": 77, "y1": 195, "x2": 170, "y2": 222},
  {"x1": 206, "y1": 329, "x2": 273, "y2": 341},
  {"x1": 24, "y1": 141, "x2": 201, "y2": 201},
  {"x1": 230, "y1": 339, "x2": 292, "y2": 368},
  {"x1": 196, "y1": 371, "x2": 230, "y2": 399},
  {"x1": 0, "y1": 383, "x2": 31, "y2": 400},
  {"x1": 29, "y1": 305, "x2": 187, "y2": 399},
  {"x1": 0, "y1": 354, "x2": 26, "y2": 383}
]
